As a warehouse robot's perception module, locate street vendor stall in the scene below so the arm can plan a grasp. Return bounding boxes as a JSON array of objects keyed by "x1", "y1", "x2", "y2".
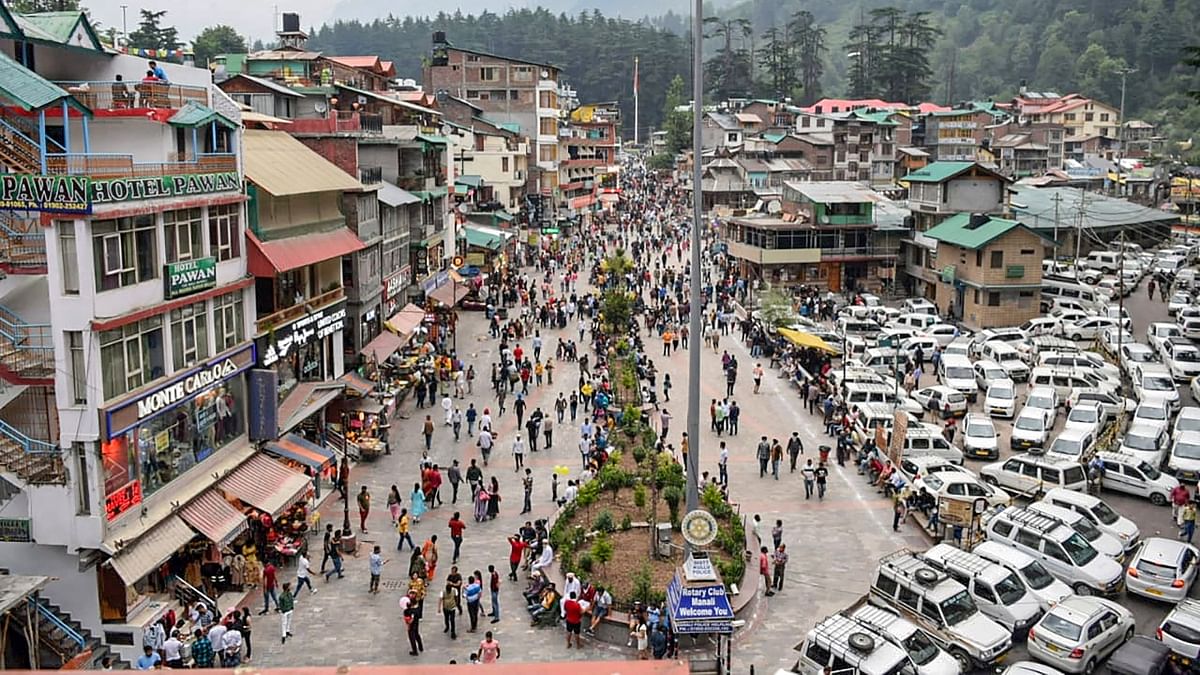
[{"x1": 328, "y1": 396, "x2": 389, "y2": 460}]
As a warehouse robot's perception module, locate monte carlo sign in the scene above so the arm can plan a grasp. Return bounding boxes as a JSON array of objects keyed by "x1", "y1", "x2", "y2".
[{"x1": 0, "y1": 172, "x2": 241, "y2": 214}]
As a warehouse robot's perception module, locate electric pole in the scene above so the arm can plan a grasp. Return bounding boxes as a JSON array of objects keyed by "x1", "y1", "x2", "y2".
[
  {"x1": 1051, "y1": 191, "x2": 1062, "y2": 263},
  {"x1": 1114, "y1": 67, "x2": 1136, "y2": 198},
  {"x1": 685, "y1": 0, "x2": 704, "y2": 545}
]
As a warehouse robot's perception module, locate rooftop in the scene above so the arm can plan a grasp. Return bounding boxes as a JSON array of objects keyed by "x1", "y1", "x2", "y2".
[
  {"x1": 925, "y1": 213, "x2": 1054, "y2": 250},
  {"x1": 243, "y1": 129, "x2": 363, "y2": 196},
  {"x1": 1010, "y1": 185, "x2": 1179, "y2": 232},
  {"x1": 905, "y1": 161, "x2": 1008, "y2": 184},
  {"x1": 785, "y1": 180, "x2": 881, "y2": 204}
]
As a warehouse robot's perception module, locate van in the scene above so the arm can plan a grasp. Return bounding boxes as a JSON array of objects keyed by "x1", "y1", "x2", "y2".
[
  {"x1": 839, "y1": 317, "x2": 882, "y2": 340},
  {"x1": 851, "y1": 403, "x2": 920, "y2": 448},
  {"x1": 1155, "y1": 255, "x2": 1186, "y2": 275},
  {"x1": 938, "y1": 354, "x2": 978, "y2": 402},
  {"x1": 862, "y1": 348, "x2": 910, "y2": 377},
  {"x1": 903, "y1": 426, "x2": 965, "y2": 465},
  {"x1": 1029, "y1": 366, "x2": 1104, "y2": 401},
  {"x1": 971, "y1": 541, "x2": 1073, "y2": 611},
  {"x1": 831, "y1": 367, "x2": 886, "y2": 391},
  {"x1": 876, "y1": 327, "x2": 921, "y2": 350},
  {"x1": 895, "y1": 313, "x2": 940, "y2": 331},
  {"x1": 846, "y1": 382, "x2": 897, "y2": 407},
  {"x1": 1041, "y1": 277, "x2": 1100, "y2": 309},
  {"x1": 847, "y1": 604, "x2": 963, "y2": 675},
  {"x1": 1085, "y1": 250, "x2": 1121, "y2": 273},
  {"x1": 869, "y1": 550, "x2": 1012, "y2": 670},
  {"x1": 920, "y1": 544, "x2": 1043, "y2": 636},
  {"x1": 1026, "y1": 501, "x2": 1126, "y2": 563},
  {"x1": 979, "y1": 342, "x2": 1029, "y2": 382},
  {"x1": 979, "y1": 453, "x2": 1088, "y2": 496},
  {"x1": 793, "y1": 613, "x2": 913, "y2": 675},
  {"x1": 903, "y1": 298, "x2": 938, "y2": 316},
  {"x1": 1041, "y1": 486, "x2": 1144, "y2": 552},
  {"x1": 983, "y1": 506, "x2": 1125, "y2": 596}
]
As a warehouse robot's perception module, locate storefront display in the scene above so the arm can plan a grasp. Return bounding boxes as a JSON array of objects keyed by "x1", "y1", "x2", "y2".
[
  {"x1": 257, "y1": 299, "x2": 346, "y2": 402},
  {"x1": 101, "y1": 344, "x2": 255, "y2": 522}
]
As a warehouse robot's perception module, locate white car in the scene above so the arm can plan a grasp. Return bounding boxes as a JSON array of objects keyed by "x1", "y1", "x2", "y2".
[
  {"x1": 1026, "y1": 596, "x2": 1134, "y2": 674},
  {"x1": 1125, "y1": 537, "x2": 1200, "y2": 603},
  {"x1": 925, "y1": 323, "x2": 966, "y2": 346},
  {"x1": 1040, "y1": 488, "x2": 1143, "y2": 550},
  {"x1": 1168, "y1": 431, "x2": 1200, "y2": 483},
  {"x1": 1117, "y1": 342, "x2": 1157, "y2": 373},
  {"x1": 911, "y1": 386, "x2": 968, "y2": 417},
  {"x1": 1158, "y1": 600, "x2": 1200, "y2": 661},
  {"x1": 1132, "y1": 364, "x2": 1181, "y2": 412},
  {"x1": 916, "y1": 471, "x2": 1012, "y2": 510},
  {"x1": 1022, "y1": 316, "x2": 1063, "y2": 337},
  {"x1": 1192, "y1": 375, "x2": 1200, "y2": 403},
  {"x1": 1131, "y1": 401, "x2": 1171, "y2": 436},
  {"x1": 1176, "y1": 407, "x2": 1200, "y2": 442},
  {"x1": 1147, "y1": 321, "x2": 1184, "y2": 353},
  {"x1": 1161, "y1": 338, "x2": 1200, "y2": 381},
  {"x1": 973, "y1": 542, "x2": 1073, "y2": 612},
  {"x1": 1011, "y1": 408, "x2": 1051, "y2": 451},
  {"x1": 1067, "y1": 390, "x2": 1135, "y2": 422},
  {"x1": 1117, "y1": 424, "x2": 1169, "y2": 467},
  {"x1": 1062, "y1": 316, "x2": 1129, "y2": 341},
  {"x1": 1063, "y1": 402, "x2": 1104, "y2": 438},
  {"x1": 1095, "y1": 451, "x2": 1179, "y2": 506},
  {"x1": 1024, "y1": 387, "x2": 1060, "y2": 425},
  {"x1": 1099, "y1": 327, "x2": 1137, "y2": 355},
  {"x1": 962, "y1": 413, "x2": 1000, "y2": 460},
  {"x1": 1027, "y1": 501, "x2": 1125, "y2": 563},
  {"x1": 984, "y1": 380, "x2": 1017, "y2": 419},
  {"x1": 898, "y1": 455, "x2": 969, "y2": 484},
  {"x1": 1169, "y1": 292, "x2": 1193, "y2": 316},
  {"x1": 973, "y1": 360, "x2": 1009, "y2": 390},
  {"x1": 1046, "y1": 428, "x2": 1096, "y2": 463}
]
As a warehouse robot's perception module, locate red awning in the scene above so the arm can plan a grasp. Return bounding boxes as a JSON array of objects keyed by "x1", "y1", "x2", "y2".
[
  {"x1": 179, "y1": 490, "x2": 249, "y2": 548},
  {"x1": 219, "y1": 454, "x2": 311, "y2": 517},
  {"x1": 385, "y1": 303, "x2": 426, "y2": 337},
  {"x1": 247, "y1": 229, "x2": 365, "y2": 277},
  {"x1": 428, "y1": 282, "x2": 469, "y2": 307},
  {"x1": 360, "y1": 328, "x2": 407, "y2": 359}
]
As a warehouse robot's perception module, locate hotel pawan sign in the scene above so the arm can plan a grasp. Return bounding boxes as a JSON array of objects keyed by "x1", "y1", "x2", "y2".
[
  {"x1": 136, "y1": 357, "x2": 240, "y2": 420},
  {"x1": 0, "y1": 173, "x2": 241, "y2": 214}
]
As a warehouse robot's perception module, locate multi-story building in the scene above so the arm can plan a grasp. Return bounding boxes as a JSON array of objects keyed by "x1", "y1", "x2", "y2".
[
  {"x1": 0, "y1": 8, "x2": 301, "y2": 665},
  {"x1": 781, "y1": 181, "x2": 896, "y2": 292},
  {"x1": 1012, "y1": 92, "x2": 1121, "y2": 146},
  {"x1": 984, "y1": 121, "x2": 1065, "y2": 171},
  {"x1": 560, "y1": 102, "x2": 620, "y2": 224},
  {"x1": 1122, "y1": 120, "x2": 1161, "y2": 159},
  {"x1": 923, "y1": 109, "x2": 992, "y2": 161},
  {"x1": 701, "y1": 112, "x2": 747, "y2": 151},
  {"x1": 899, "y1": 161, "x2": 1011, "y2": 300},
  {"x1": 926, "y1": 214, "x2": 1053, "y2": 329},
  {"x1": 988, "y1": 133, "x2": 1050, "y2": 178}
]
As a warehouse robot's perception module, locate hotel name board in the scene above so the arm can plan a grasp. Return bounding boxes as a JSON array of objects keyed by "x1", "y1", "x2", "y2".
[{"x1": 0, "y1": 172, "x2": 241, "y2": 214}]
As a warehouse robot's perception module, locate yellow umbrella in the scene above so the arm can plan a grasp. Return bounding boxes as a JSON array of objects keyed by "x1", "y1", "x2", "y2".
[{"x1": 777, "y1": 327, "x2": 837, "y2": 353}]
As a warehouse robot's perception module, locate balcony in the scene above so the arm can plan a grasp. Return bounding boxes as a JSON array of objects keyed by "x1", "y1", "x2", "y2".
[
  {"x1": 821, "y1": 245, "x2": 898, "y2": 261},
  {"x1": 359, "y1": 166, "x2": 383, "y2": 185},
  {"x1": 55, "y1": 80, "x2": 208, "y2": 111},
  {"x1": 937, "y1": 121, "x2": 977, "y2": 130},
  {"x1": 288, "y1": 111, "x2": 383, "y2": 135},
  {"x1": 44, "y1": 152, "x2": 237, "y2": 180},
  {"x1": 561, "y1": 158, "x2": 606, "y2": 168},
  {"x1": 937, "y1": 136, "x2": 978, "y2": 146},
  {"x1": 255, "y1": 285, "x2": 345, "y2": 334}
]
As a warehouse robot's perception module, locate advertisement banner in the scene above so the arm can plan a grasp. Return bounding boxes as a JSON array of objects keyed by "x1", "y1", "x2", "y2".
[{"x1": 163, "y1": 256, "x2": 217, "y2": 299}]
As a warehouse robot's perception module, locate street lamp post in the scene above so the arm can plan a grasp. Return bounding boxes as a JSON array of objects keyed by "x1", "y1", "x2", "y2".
[{"x1": 684, "y1": 0, "x2": 704, "y2": 534}]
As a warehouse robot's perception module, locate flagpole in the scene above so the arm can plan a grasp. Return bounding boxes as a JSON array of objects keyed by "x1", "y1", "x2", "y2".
[{"x1": 633, "y1": 56, "x2": 640, "y2": 146}]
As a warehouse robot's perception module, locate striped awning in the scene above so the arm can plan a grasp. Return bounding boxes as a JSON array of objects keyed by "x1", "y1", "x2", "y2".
[
  {"x1": 180, "y1": 491, "x2": 250, "y2": 548},
  {"x1": 264, "y1": 433, "x2": 336, "y2": 472},
  {"x1": 219, "y1": 454, "x2": 311, "y2": 517},
  {"x1": 107, "y1": 515, "x2": 196, "y2": 585}
]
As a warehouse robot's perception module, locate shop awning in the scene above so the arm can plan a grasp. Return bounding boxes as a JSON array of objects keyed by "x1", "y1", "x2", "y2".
[
  {"x1": 463, "y1": 224, "x2": 513, "y2": 251},
  {"x1": 278, "y1": 381, "x2": 345, "y2": 435},
  {"x1": 219, "y1": 454, "x2": 311, "y2": 517},
  {"x1": 339, "y1": 370, "x2": 376, "y2": 396},
  {"x1": 107, "y1": 515, "x2": 196, "y2": 585},
  {"x1": 385, "y1": 303, "x2": 426, "y2": 337},
  {"x1": 454, "y1": 175, "x2": 483, "y2": 188},
  {"x1": 778, "y1": 327, "x2": 837, "y2": 353},
  {"x1": 264, "y1": 433, "x2": 336, "y2": 472},
  {"x1": 168, "y1": 102, "x2": 239, "y2": 130},
  {"x1": 247, "y1": 229, "x2": 366, "y2": 277},
  {"x1": 428, "y1": 281, "x2": 469, "y2": 307},
  {"x1": 360, "y1": 328, "x2": 407, "y2": 360},
  {"x1": 180, "y1": 491, "x2": 250, "y2": 549}
]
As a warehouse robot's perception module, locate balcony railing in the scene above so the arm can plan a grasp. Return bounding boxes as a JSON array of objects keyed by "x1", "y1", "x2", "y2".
[
  {"x1": 288, "y1": 111, "x2": 383, "y2": 135},
  {"x1": 45, "y1": 152, "x2": 236, "y2": 179},
  {"x1": 821, "y1": 245, "x2": 899, "y2": 260},
  {"x1": 0, "y1": 211, "x2": 45, "y2": 272},
  {"x1": 359, "y1": 166, "x2": 383, "y2": 185},
  {"x1": 256, "y1": 285, "x2": 345, "y2": 334},
  {"x1": 55, "y1": 80, "x2": 208, "y2": 111}
]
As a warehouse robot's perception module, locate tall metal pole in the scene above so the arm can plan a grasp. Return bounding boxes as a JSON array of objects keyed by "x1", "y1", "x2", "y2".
[{"x1": 685, "y1": 0, "x2": 704, "y2": 526}]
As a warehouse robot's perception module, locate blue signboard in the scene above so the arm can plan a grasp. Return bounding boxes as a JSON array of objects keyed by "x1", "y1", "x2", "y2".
[
  {"x1": 247, "y1": 368, "x2": 279, "y2": 442},
  {"x1": 666, "y1": 572, "x2": 734, "y2": 635}
]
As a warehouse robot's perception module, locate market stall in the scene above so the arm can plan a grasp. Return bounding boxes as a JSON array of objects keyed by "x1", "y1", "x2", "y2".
[{"x1": 328, "y1": 396, "x2": 390, "y2": 460}]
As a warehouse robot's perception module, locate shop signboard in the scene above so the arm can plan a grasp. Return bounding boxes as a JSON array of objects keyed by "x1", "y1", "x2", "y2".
[
  {"x1": 104, "y1": 479, "x2": 142, "y2": 521},
  {"x1": 0, "y1": 517, "x2": 31, "y2": 542},
  {"x1": 0, "y1": 174, "x2": 90, "y2": 213},
  {"x1": 382, "y1": 265, "x2": 412, "y2": 316},
  {"x1": 163, "y1": 256, "x2": 217, "y2": 299},
  {"x1": 0, "y1": 172, "x2": 241, "y2": 214},
  {"x1": 887, "y1": 411, "x2": 908, "y2": 467},
  {"x1": 104, "y1": 343, "x2": 256, "y2": 440},
  {"x1": 92, "y1": 173, "x2": 241, "y2": 205},
  {"x1": 258, "y1": 300, "x2": 347, "y2": 368},
  {"x1": 937, "y1": 495, "x2": 975, "y2": 527},
  {"x1": 247, "y1": 369, "x2": 279, "y2": 442},
  {"x1": 666, "y1": 568, "x2": 734, "y2": 635}
]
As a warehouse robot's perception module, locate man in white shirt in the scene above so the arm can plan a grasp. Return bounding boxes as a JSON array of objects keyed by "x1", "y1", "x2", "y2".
[
  {"x1": 578, "y1": 436, "x2": 591, "y2": 469},
  {"x1": 442, "y1": 395, "x2": 454, "y2": 426},
  {"x1": 161, "y1": 631, "x2": 183, "y2": 668},
  {"x1": 295, "y1": 553, "x2": 315, "y2": 597},
  {"x1": 718, "y1": 442, "x2": 729, "y2": 486},
  {"x1": 531, "y1": 540, "x2": 554, "y2": 575},
  {"x1": 512, "y1": 433, "x2": 526, "y2": 472},
  {"x1": 220, "y1": 626, "x2": 243, "y2": 667},
  {"x1": 207, "y1": 622, "x2": 226, "y2": 658},
  {"x1": 478, "y1": 429, "x2": 494, "y2": 466}
]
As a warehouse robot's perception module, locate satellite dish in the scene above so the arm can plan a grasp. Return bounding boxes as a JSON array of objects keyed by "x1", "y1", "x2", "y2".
[
  {"x1": 541, "y1": 69, "x2": 549, "y2": 78},
  {"x1": 767, "y1": 200, "x2": 783, "y2": 214},
  {"x1": 440, "y1": 123, "x2": 453, "y2": 136},
  {"x1": 313, "y1": 101, "x2": 328, "y2": 114}
]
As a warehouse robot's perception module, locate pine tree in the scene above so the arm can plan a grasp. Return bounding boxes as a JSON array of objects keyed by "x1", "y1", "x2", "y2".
[
  {"x1": 662, "y1": 75, "x2": 691, "y2": 155},
  {"x1": 703, "y1": 17, "x2": 754, "y2": 101},
  {"x1": 127, "y1": 9, "x2": 180, "y2": 51},
  {"x1": 789, "y1": 10, "x2": 826, "y2": 104},
  {"x1": 757, "y1": 26, "x2": 795, "y2": 99}
]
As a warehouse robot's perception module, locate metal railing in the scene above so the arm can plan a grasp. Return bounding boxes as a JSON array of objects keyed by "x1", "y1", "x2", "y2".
[
  {"x1": 0, "y1": 419, "x2": 57, "y2": 456},
  {"x1": 255, "y1": 285, "x2": 345, "y2": 333},
  {"x1": 171, "y1": 575, "x2": 218, "y2": 616},
  {"x1": 44, "y1": 152, "x2": 236, "y2": 179},
  {"x1": 30, "y1": 597, "x2": 86, "y2": 649},
  {"x1": 820, "y1": 245, "x2": 900, "y2": 259},
  {"x1": 54, "y1": 80, "x2": 208, "y2": 111},
  {"x1": 0, "y1": 112, "x2": 66, "y2": 153},
  {"x1": 0, "y1": 117, "x2": 42, "y2": 172},
  {"x1": 359, "y1": 166, "x2": 383, "y2": 185},
  {"x1": 0, "y1": 211, "x2": 46, "y2": 270}
]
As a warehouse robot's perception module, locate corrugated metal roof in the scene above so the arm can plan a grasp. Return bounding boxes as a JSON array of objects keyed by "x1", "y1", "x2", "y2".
[
  {"x1": 785, "y1": 180, "x2": 880, "y2": 204},
  {"x1": 17, "y1": 12, "x2": 77, "y2": 42},
  {"x1": 378, "y1": 181, "x2": 421, "y2": 207},
  {"x1": 107, "y1": 515, "x2": 196, "y2": 585},
  {"x1": 0, "y1": 48, "x2": 86, "y2": 112},
  {"x1": 180, "y1": 490, "x2": 250, "y2": 548},
  {"x1": 168, "y1": 101, "x2": 239, "y2": 129},
  {"x1": 219, "y1": 453, "x2": 311, "y2": 517},
  {"x1": 243, "y1": 129, "x2": 362, "y2": 195},
  {"x1": 247, "y1": 228, "x2": 365, "y2": 275},
  {"x1": 734, "y1": 112, "x2": 762, "y2": 124},
  {"x1": 455, "y1": 174, "x2": 483, "y2": 188},
  {"x1": 903, "y1": 161, "x2": 978, "y2": 183},
  {"x1": 924, "y1": 212, "x2": 1053, "y2": 250},
  {"x1": 227, "y1": 73, "x2": 302, "y2": 98}
]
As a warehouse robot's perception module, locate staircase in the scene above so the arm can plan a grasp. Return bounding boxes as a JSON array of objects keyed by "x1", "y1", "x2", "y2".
[
  {"x1": 0, "y1": 211, "x2": 47, "y2": 274},
  {"x1": 0, "y1": 419, "x2": 63, "y2": 484},
  {"x1": 0, "y1": 117, "x2": 43, "y2": 174},
  {"x1": 0, "y1": 304, "x2": 53, "y2": 385},
  {"x1": 10, "y1": 595, "x2": 129, "y2": 669}
]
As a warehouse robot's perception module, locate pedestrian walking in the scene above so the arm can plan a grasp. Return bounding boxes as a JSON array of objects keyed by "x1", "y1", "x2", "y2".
[
  {"x1": 369, "y1": 545, "x2": 386, "y2": 594},
  {"x1": 756, "y1": 436, "x2": 770, "y2": 478},
  {"x1": 465, "y1": 574, "x2": 482, "y2": 632},
  {"x1": 816, "y1": 463, "x2": 829, "y2": 499},
  {"x1": 294, "y1": 553, "x2": 315, "y2": 596},
  {"x1": 1183, "y1": 503, "x2": 1198, "y2": 543},
  {"x1": 397, "y1": 508, "x2": 415, "y2": 551},
  {"x1": 411, "y1": 483, "x2": 427, "y2": 523},
  {"x1": 772, "y1": 544, "x2": 788, "y2": 592},
  {"x1": 478, "y1": 631, "x2": 501, "y2": 663},
  {"x1": 448, "y1": 461, "x2": 463, "y2": 504},
  {"x1": 258, "y1": 562, "x2": 278, "y2": 614},
  {"x1": 278, "y1": 583, "x2": 294, "y2": 644},
  {"x1": 787, "y1": 432, "x2": 803, "y2": 473},
  {"x1": 760, "y1": 546, "x2": 774, "y2": 597},
  {"x1": 488, "y1": 565, "x2": 502, "y2": 622},
  {"x1": 423, "y1": 415, "x2": 435, "y2": 451},
  {"x1": 387, "y1": 485, "x2": 402, "y2": 526},
  {"x1": 770, "y1": 438, "x2": 782, "y2": 480},
  {"x1": 521, "y1": 468, "x2": 534, "y2": 514},
  {"x1": 801, "y1": 459, "x2": 815, "y2": 499},
  {"x1": 771, "y1": 519, "x2": 783, "y2": 550},
  {"x1": 563, "y1": 591, "x2": 584, "y2": 649},
  {"x1": 718, "y1": 441, "x2": 728, "y2": 486},
  {"x1": 441, "y1": 583, "x2": 459, "y2": 639},
  {"x1": 319, "y1": 523, "x2": 334, "y2": 572},
  {"x1": 512, "y1": 433, "x2": 526, "y2": 471},
  {"x1": 452, "y1": 408, "x2": 463, "y2": 441},
  {"x1": 405, "y1": 605, "x2": 424, "y2": 656},
  {"x1": 357, "y1": 485, "x2": 371, "y2": 533},
  {"x1": 324, "y1": 539, "x2": 344, "y2": 581}
]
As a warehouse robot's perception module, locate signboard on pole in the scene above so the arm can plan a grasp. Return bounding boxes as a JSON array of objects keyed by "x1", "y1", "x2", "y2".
[
  {"x1": 666, "y1": 552, "x2": 734, "y2": 635},
  {"x1": 888, "y1": 411, "x2": 908, "y2": 466}
]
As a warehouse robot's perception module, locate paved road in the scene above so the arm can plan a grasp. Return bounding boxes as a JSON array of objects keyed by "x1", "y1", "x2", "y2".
[{"x1": 244, "y1": 259, "x2": 910, "y2": 672}]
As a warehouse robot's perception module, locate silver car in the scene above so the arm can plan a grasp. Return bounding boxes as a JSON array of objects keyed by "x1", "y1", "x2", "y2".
[
  {"x1": 1026, "y1": 596, "x2": 1134, "y2": 674},
  {"x1": 1125, "y1": 537, "x2": 1200, "y2": 603}
]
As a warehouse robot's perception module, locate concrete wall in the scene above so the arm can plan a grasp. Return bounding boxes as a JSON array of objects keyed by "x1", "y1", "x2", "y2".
[
  {"x1": 0, "y1": 541, "x2": 103, "y2": 643},
  {"x1": 256, "y1": 190, "x2": 344, "y2": 233},
  {"x1": 945, "y1": 177, "x2": 1006, "y2": 213}
]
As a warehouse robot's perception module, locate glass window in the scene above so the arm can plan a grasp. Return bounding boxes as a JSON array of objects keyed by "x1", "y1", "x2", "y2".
[
  {"x1": 898, "y1": 586, "x2": 921, "y2": 610},
  {"x1": 67, "y1": 330, "x2": 86, "y2": 405},
  {"x1": 875, "y1": 573, "x2": 898, "y2": 597},
  {"x1": 1015, "y1": 528, "x2": 1041, "y2": 549},
  {"x1": 992, "y1": 520, "x2": 1013, "y2": 537},
  {"x1": 99, "y1": 317, "x2": 165, "y2": 400},
  {"x1": 92, "y1": 216, "x2": 157, "y2": 291},
  {"x1": 164, "y1": 208, "x2": 203, "y2": 263},
  {"x1": 212, "y1": 291, "x2": 244, "y2": 352},
  {"x1": 74, "y1": 442, "x2": 91, "y2": 515},
  {"x1": 170, "y1": 301, "x2": 210, "y2": 370},
  {"x1": 974, "y1": 582, "x2": 996, "y2": 603},
  {"x1": 208, "y1": 203, "x2": 241, "y2": 262},
  {"x1": 58, "y1": 221, "x2": 79, "y2": 295},
  {"x1": 919, "y1": 598, "x2": 942, "y2": 623}
]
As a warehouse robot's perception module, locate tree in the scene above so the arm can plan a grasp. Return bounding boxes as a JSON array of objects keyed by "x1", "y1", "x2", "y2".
[
  {"x1": 192, "y1": 25, "x2": 246, "y2": 68},
  {"x1": 703, "y1": 16, "x2": 753, "y2": 101},
  {"x1": 589, "y1": 532, "x2": 614, "y2": 573},
  {"x1": 1185, "y1": 46, "x2": 1200, "y2": 104},
  {"x1": 789, "y1": 11, "x2": 826, "y2": 104},
  {"x1": 757, "y1": 26, "x2": 795, "y2": 99},
  {"x1": 127, "y1": 9, "x2": 180, "y2": 50},
  {"x1": 756, "y1": 288, "x2": 795, "y2": 329},
  {"x1": 662, "y1": 75, "x2": 691, "y2": 155}
]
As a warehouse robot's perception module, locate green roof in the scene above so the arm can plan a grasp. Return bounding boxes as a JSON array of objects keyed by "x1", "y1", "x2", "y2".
[
  {"x1": 903, "y1": 161, "x2": 981, "y2": 184},
  {"x1": 0, "y1": 49, "x2": 88, "y2": 113},
  {"x1": 454, "y1": 175, "x2": 483, "y2": 188},
  {"x1": 417, "y1": 134, "x2": 448, "y2": 146},
  {"x1": 762, "y1": 132, "x2": 786, "y2": 144},
  {"x1": 168, "y1": 102, "x2": 238, "y2": 129},
  {"x1": 925, "y1": 213, "x2": 1054, "y2": 250},
  {"x1": 499, "y1": 122, "x2": 520, "y2": 134},
  {"x1": 10, "y1": 10, "x2": 102, "y2": 51},
  {"x1": 850, "y1": 110, "x2": 898, "y2": 126},
  {"x1": 219, "y1": 53, "x2": 247, "y2": 74},
  {"x1": 927, "y1": 109, "x2": 976, "y2": 117},
  {"x1": 411, "y1": 186, "x2": 449, "y2": 202},
  {"x1": 464, "y1": 225, "x2": 513, "y2": 251}
]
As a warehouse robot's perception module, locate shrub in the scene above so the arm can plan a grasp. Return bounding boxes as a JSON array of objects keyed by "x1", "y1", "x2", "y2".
[
  {"x1": 630, "y1": 563, "x2": 654, "y2": 605},
  {"x1": 701, "y1": 483, "x2": 733, "y2": 519},
  {"x1": 655, "y1": 460, "x2": 685, "y2": 491},
  {"x1": 591, "y1": 532, "x2": 614, "y2": 571},
  {"x1": 620, "y1": 514, "x2": 633, "y2": 531},
  {"x1": 578, "y1": 553, "x2": 594, "y2": 574},
  {"x1": 716, "y1": 557, "x2": 747, "y2": 589},
  {"x1": 622, "y1": 403, "x2": 642, "y2": 428},
  {"x1": 663, "y1": 485, "x2": 683, "y2": 526},
  {"x1": 571, "y1": 525, "x2": 587, "y2": 550},
  {"x1": 640, "y1": 426, "x2": 658, "y2": 449},
  {"x1": 633, "y1": 483, "x2": 647, "y2": 510},
  {"x1": 594, "y1": 509, "x2": 616, "y2": 533},
  {"x1": 576, "y1": 481, "x2": 600, "y2": 509},
  {"x1": 631, "y1": 444, "x2": 648, "y2": 464}
]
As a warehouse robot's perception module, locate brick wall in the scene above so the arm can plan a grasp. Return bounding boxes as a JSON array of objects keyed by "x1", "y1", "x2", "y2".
[
  {"x1": 933, "y1": 227, "x2": 1045, "y2": 330},
  {"x1": 295, "y1": 137, "x2": 359, "y2": 179}
]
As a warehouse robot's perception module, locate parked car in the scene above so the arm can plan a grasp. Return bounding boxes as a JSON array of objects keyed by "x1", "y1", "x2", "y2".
[
  {"x1": 1094, "y1": 451, "x2": 1178, "y2": 506},
  {"x1": 972, "y1": 541, "x2": 1073, "y2": 612},
  {"x1": 1167, "y1": 430, "x2": 1200, "y2": 482},
  {"x1": 1125, "y1": 538, "x2": 1200, "y2": 603},
  {"x1": 911, "y1": 385, "x2": 969, "y2": 418},
  {"x1": 1040, "y1": 488, "x2": 1143, "y2": 551},
  {"x1": 1157, "y1": 600, "x2": 1200, "y2": 662},
  {"x1": 1011, "y1": 408, "x2": 1052, "y2": 451},
  {"x1": 1026, "y1": 596, "x2": 1134, "y2": 674},
  {"x1": 1063, "y1": 402, "x2": 1105, "y2": 438},
  {"x1": 984, "y1": 380, "x2": 1018, "y2": 419},
  {"x1": 1159, "y1": 337, "x2": 1200, "y2": 382},
  {"x1": 962, "y1": 413, "x2": 1000, "y2": 460},
  {"x1": 1025, "y1": 387, "x2": 1060, "y2": 425},
  {"x1": 1117, "y1": 424, "x2": 1170, "y2": 468}
]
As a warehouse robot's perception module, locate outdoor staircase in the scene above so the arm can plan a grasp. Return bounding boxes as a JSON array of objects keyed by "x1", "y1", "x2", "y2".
[
  {"x1": 0, "y1": 210, "x2": 47, "y2": 274},
  {"x1": 0, "y1": 419, "x2": 64, "y2": 484},
  {"x1": 0, "y1": 304, "x2": 54, "y2": 385},
  {"x1": 0, "y1": 117, "x2": 43, "y2": 174},
  {"x1": 9, "y1": 594, "x2": 129, "y2": 669}
]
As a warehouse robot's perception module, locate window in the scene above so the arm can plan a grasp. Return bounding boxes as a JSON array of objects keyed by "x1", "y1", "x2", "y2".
[
  {"x1": 919, "y1": 599, "x2": 942, "y2": 623},
  {"x1": 875, "y1": 573, "x2": 898, "y2": 597},
  {"x1": 1043, "y1": 542, "x2": 1071, "y2": 564},
  {"x1": 57, "y1": 220, "x2": 79, "y2": 294},
  {"x1": 465, "y1": 54, "x2": 480, "y2": 62},
  {"x1": 805, "y1": 642, "x2": 831, "y2": 667},
  {"x1": 1100, "y1": 113, "x2": 1110, "y2": 122},
  {"x1": 898, "y1": 586, "x2": 921, "y2": 610},
  {"x1": 991, "y1": 520, "x2": 1013, "y2": 537},
  {"x1": 489, "y1": 89, "x2": 507, "y2": 100},
  {"x1": 170, "y1": 301, "x2": 210, "y2": 370},
  {"x1": 988, "y1": 292, "x2": 1001, "y2": 307},
  {"x1": 1085, "y1": 113, "x2": 1094, "y2": 122},
  {"x1": 358, "y1": 194, "x2": 378, "y2": 223},
  {"x1": 501, "y1": 157, "x2": 509, "y2": 173},
  {"x1": 511, "y1": 66, "x2": 533, "y2": 82},
  {"x1": 465, "y1": 90, "x2": 480, "y2": 100},
  {"x1": 990, "y1": 250, "x2": 1003, "y2": 268},
  {"x1": 1015, "y1": 529, "x2": 1042, "y2": 549},
  {"x1": 209, "y1": 203, "x2": 241, "y2": 261},
  {"x1": 67, "y1": 331, "x2": 86, "y2": 405},
  {"x1": 801, "y1": 117, "x2": 810, "y2": 128},
  {"x1": 93, "y1": 215, "x2": 157, "y2": 291},
  {"x1": 726, "y1": 133, "x2": 738, "y2": 143},
  {"x1": 1065, "y1": 113, "x2": 1076, "y2": 122},
  {"x1": 1020, "y1": 248, "x2": 1035, "y2": 255},
  {"x1": 212, "y1": 291, "x2": 244, "y2": 352},
  {"x1": 164, "y1": 208, "x2": 203, "y2": 263},
  {"x1": 974, "y1": 582, "x2": 996, "y2": 603},
  {"x1": 99, "y1": 317, "x2": 165, "y2": 400},
  {"x1": 509, "y1": 89, "x2": 519, "y2": 101},
  {"x1": 479, "y1": 67, "x2": 498, "y2": 81},
  {"x1": 975, "y1": 251, "x2": 983, "y2": 266},
  {"x1": 74, "y1": 442, "x2": 90, "y2": 515}
]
